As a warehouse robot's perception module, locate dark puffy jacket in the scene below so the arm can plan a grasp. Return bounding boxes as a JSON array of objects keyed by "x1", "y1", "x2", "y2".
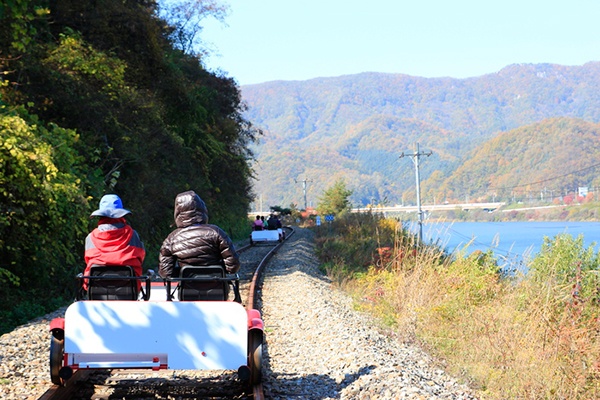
[{"x1": 158, "y1": 190, "x2": 240, "y2": 278}]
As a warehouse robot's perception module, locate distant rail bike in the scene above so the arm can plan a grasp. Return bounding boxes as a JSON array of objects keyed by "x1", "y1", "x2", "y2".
[{"x1": 250, "y1": 228, "x2": 285, "y2": 246}]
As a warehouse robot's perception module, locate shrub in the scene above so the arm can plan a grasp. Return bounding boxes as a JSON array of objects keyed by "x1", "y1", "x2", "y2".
[{"x1": 315, "y1": 216, "x2": 600, "y2": 399}]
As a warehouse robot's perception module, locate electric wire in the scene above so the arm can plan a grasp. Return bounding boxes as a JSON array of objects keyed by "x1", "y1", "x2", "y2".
[{"x1": 488, "y1": 161, "x2": 600, "y2": 191}]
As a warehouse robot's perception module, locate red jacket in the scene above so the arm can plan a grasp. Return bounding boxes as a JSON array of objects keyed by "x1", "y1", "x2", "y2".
[{"x1": 84, "y1": 217, "x2": 145, "y2": 289}]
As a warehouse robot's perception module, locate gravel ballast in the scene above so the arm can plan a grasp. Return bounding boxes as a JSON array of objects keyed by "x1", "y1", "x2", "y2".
[
  {"x1": 260, "y1": 228, "x2": 478, "y2": 399},
  {"x1": 0, "y1": 227, "x2": 478, "y2": 399}
]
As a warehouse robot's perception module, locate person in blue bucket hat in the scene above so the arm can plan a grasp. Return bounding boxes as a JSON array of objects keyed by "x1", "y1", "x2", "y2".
[{"x1": 83, "y1": 194, "x2": 146, "y2": 290}]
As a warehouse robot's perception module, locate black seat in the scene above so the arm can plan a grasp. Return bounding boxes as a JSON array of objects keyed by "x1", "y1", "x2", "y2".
[
  {"x1": 87, "y1": 265, "x2": 138, "y2": 300},
  {"x1": 178, "y1": 266, "x2": 229, "y2": 301}
]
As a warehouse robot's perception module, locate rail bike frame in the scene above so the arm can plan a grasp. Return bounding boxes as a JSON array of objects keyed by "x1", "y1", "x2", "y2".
[
  {"x1": 49, "y1": 269, "x2": 263, "y2": 386},
  {"x1": 250, "y1": 228, "x2": 284, "y2": 245}
]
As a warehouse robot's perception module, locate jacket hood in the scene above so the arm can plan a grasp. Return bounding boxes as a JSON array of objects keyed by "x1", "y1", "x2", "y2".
[{"x1": 174, "y1": 190, "x2": 208, "y2": 228}]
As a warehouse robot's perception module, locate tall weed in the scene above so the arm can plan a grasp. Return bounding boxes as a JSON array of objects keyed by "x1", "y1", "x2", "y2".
[{"x1": 315, "y1": 216, "x2": 600, "y2": 399}]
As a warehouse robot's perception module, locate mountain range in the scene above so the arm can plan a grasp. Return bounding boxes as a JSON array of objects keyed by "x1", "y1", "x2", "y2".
[{"x1": 240, "y1": 62, "x2": 600, "y2": 210}]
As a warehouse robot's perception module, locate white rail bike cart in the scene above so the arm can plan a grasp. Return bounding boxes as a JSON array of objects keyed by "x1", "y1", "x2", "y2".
[
  {"x1": 250, "y1": 228, "x2": 284, "y2": 245},
  {"x1": 49, "y1": 266, "x2": 263, "y2": 387}
]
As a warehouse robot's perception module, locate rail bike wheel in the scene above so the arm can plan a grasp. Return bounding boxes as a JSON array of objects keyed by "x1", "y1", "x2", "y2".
[
  {"x1": 249, "y1": 331, "x2": 263, "y2": 385},
  {"x1": 50, "y1": 335, "x2": 64, "y2": 385}
]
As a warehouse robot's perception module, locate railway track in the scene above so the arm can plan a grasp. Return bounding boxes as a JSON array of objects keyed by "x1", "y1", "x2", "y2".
[{"x1": 38, "y1": 227, "x2": 294, "y2": 400}]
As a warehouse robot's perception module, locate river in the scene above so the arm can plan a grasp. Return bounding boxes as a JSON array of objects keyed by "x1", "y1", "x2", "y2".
[{"x1": 419, "y1": 221, "x2": 600, "y2": 270}]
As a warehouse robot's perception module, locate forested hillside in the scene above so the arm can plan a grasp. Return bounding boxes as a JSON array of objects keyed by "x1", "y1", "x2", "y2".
[
  {"x1": 242, "y1": 64, "x2": 600, "y2": 208},
  {"x1": 0, "y1": 0, "x2": 258, "y2": 331},
  {"x1": 431, "y1": 117, "x2": 600, "y2": 203}
]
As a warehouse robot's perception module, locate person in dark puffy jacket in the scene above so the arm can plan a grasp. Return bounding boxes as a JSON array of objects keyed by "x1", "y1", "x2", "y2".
[{"x1": 158, "y1": 190, "x2": 240, "y2": 278}]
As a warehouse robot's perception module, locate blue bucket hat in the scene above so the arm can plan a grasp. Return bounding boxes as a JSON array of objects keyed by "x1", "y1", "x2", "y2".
[{"x1": 90, "y1": 194, "x2": 131, "y2": 218}]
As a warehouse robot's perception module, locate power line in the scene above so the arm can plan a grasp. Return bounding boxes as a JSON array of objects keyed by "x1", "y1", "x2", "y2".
[{"x1": 489, "y1": 161, "x2": 600, "y2": 191}]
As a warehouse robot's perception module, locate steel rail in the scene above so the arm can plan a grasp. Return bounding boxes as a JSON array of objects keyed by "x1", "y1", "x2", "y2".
[
  {"x1": 37, "y1": 370, "x2": 93, "y2": 400},
  {"x1": 247, "y1": 226, "x2": 294, "y2": 400},
  {"x1": 247, "y1": 226, "x2": 294, "y2": 310}
]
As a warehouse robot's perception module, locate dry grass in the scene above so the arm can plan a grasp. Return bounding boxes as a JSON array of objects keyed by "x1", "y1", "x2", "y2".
[{"x1": 316, "y1": 215, "x2": 600, "y2": 399}]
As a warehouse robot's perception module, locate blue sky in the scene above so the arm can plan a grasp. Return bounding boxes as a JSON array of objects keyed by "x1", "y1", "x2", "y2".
[{"x1": 200, "y1": 0, "x2": 600, "y2": 86}]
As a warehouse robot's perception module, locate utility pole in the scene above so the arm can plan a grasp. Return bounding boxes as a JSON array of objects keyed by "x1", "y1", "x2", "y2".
[
  {"x1": 294, "y1": 178, "x2": 313, "y2": 210},
  {"x1": 399, "y1": 142, "x2": 432, "y2": 243}
]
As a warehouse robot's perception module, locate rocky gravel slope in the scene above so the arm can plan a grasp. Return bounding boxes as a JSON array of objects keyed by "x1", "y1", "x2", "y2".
[{"x1": 259, "y1": 228, "x2": 478, "y2": 399}]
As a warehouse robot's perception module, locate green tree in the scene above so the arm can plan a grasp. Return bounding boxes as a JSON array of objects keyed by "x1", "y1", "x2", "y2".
[
  {"x1": 157, "y1": 0, "x2": 229, "y2": 56},
  {"x1": 0, "y1": 0, "x2": 259, "y2": 333},
  {"x1": 0, "y1": 109, "x2": 97, "y2": 331},
  {"x1": 317, "y1": 179, "x2": 353, "y2": 217}
]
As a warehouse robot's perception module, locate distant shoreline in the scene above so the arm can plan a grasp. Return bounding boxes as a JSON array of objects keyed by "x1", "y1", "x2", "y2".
[{"x1": 377, "y1": 203, "x2": 600, "y2": 223}]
